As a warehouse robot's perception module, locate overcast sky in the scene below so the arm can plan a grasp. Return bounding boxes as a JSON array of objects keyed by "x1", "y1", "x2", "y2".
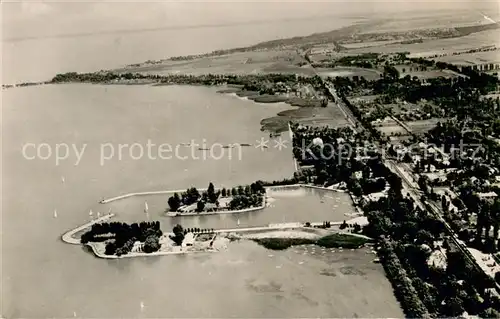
[{"x1": 3, "y1": 1, "x2": 498, "y2": 41}]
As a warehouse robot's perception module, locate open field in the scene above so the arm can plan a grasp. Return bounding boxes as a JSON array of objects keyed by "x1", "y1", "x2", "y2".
[
  {"x1": 122, "y1": 48, "x2": 383, "y2": 81},
  {"x1": 434, "y1": 49, "x2": 500, "y2": 65},
  {"x1": 347, "y1": 95, "x2": 379, "y2": 105},
  {"x1": 406, "y1": 118, "x2": 447, "y2": 134},
  {"x1": 394, "y1": 65, "x2": 461, "y2": 79},
  {"x1": 347, "y1": 29, "x2": 500, "y2": 57},
  {"x1": 316, "y1": 67, "x2": 382, "y2": 81},
  {"x1": 117, "y1": 49, "x2": 316, "y2": 76},
  {"x1": 360, "y1": 11, "x2": 500, "y2": 33},
  {"x1": 376, "y1": 125, "x2": 408, "y2": 136},
  {"x1": 261, "y1": 103, "x2": 351, "y2": 132},
  {"x1": 340, "y1": 40, "x2": 402, "y2": 49},
  {"x1": 372, "y1": 117, "x2": 408, "y2": 136}
]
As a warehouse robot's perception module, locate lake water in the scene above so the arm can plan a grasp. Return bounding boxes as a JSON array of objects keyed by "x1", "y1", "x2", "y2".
[
  {"x1": 2, "y1": 16, "x2": 359, "y2": 84},
  {"x1": 99, "y1": 186, "x2": 357, "y2": 230},
  {"x1": 2, "y1": 83, "x2": 403, "y2": 318}
]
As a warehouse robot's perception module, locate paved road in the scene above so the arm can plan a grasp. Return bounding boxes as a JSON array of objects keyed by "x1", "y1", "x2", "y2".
[{"x1": 325, "y1": 85, "x2": 362, "y2": 130}]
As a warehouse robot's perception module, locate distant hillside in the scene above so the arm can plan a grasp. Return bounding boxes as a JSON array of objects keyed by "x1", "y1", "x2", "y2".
[
  {"x1": 455, "y1": 22, "x2": 500, "y2": 36},
  {"x1": 163, "y1": 21, "x2": 499, "y2": 63}
]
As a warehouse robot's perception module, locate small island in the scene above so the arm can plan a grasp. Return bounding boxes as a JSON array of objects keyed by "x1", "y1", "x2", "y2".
[{"x1": 166, "y1": 181, "x2": 266, "y2": 216}]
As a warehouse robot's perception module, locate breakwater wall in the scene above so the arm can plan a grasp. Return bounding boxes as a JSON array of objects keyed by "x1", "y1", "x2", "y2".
[{"x1": 99, "y1": 184, "x2": 345, "y2": 205}]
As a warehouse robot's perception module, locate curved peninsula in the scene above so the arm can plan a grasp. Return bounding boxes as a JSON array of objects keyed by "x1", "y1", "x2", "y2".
[{"x1": 62, "y1": 216, "x2": 372, "y2": 259}]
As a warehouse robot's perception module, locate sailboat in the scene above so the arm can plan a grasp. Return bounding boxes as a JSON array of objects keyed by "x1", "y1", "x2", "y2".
[
  {"x1": 89, "y1": 210, "x2": 94, "y2": 219},
  {"x1": 237, "y1": 219, "x2": 240, "y2": 226},
  {"x1": 61, "y1": 176, "x2": 65, "y2": 183},
  {"x1": 97, "y1": 211, "x2": 101, "y2": 218},
  {"x1": 144, "y1": 201, "x2": 149, "y2": 213},
  {"x1": 53, "y1": 209, "x2": 58, "y2": 218},
  {"x1": 140, "y1": 301, "x2": 145, "y2": 311}
]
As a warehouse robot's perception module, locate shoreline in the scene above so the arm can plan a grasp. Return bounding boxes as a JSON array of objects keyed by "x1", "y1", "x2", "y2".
[
  {"x1": 165, "y1": 200, "x2": 266, "y2": 217},
  {"x1": 63, "y1": 217, "x2": 370, "y2": 259},
  {"x1": 86, "y1": 242, "x2": 218, "y2": 259}
]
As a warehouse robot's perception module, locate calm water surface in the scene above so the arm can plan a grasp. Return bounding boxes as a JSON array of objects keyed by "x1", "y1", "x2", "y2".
[
  {"x1": 2, "y1": 84, "x2": 402, "y2": 318},
  {"x1": 2, "y1": 17, "x2": 357, "y2": 84},
  {"x1": 104, "y1": 186, "x2": 357, "y2": 230}
]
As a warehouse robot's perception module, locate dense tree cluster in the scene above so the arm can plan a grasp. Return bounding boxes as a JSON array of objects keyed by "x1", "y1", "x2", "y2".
[
  {"x1": 170, "y1": 224, "x2": 184, "y2": 246},
  {"x1": 228, "y1": 181, "x2": 266, "y2": 210},
  {"x1": 167, "y1": 187, "x2": 202, "y2": 212},
  {"x1": 290, "y1": 124, "x2": 399, "y2": 196},
  {"x1": 81, "y1": 221, "x2": 162, "y2": 256},
  {"x1": 167, "y1": 181, "x2": 266, "y2": 213}
]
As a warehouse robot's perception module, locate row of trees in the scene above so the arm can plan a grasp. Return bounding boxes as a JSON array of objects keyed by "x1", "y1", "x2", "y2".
[
  {"x1": 81, "y1": 221, "x2": 161, "y2": 244},
  {"x1": 183, "y1": 228, "x2": 215, "y2": 234},
  {"x1": 362, "y1": 165, "x2": 499, "y2": 317}
]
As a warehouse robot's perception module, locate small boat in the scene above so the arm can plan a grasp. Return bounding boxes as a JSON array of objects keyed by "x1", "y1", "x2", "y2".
[
  {"x1": 237, "y1": 219, "x2": 240, "y2": 226},
  {"x1": 97, "y1": 211, "x2": 101, "y2": 218},
  {"x1": 373, "y1": 258, "x2": 380, "y2": 263},
  {"x1": 53, "y1": 210, "x2": 58, "y2": 218},
  {"x1": 73, "y1": 311, "x2": 77, "y2": 318},
  {"x1": 198, "y1": 148, "x2": 210, "y2": 151},
  {"x1": 89, "y1": 210, "x2": 93, "y2": 217},
  {"x1": 140, "y1": 301, "x2": 145, "y2": 310},
  {"x1": 240, "y1": 143, "x2": 252, "y2": 147},
  {"x1": 144, "y1": 201, "x2": 149, "y2": 213},
  {"x1": 61, "y1": 176, "x2": 65, "y2": 183}
]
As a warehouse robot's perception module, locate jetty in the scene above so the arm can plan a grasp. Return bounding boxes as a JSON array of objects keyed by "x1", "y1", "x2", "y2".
[
  {"x1": 99, "y1": 190, "x2": 204, "y2": 204},
  {"x1": 100, "y1": 184, "x2": 345, "y2": 205}
]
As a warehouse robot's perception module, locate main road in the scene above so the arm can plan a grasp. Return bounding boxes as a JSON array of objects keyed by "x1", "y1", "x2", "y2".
[{"x1": 301, "y1": 48, "x2": 363, "y2": 132}]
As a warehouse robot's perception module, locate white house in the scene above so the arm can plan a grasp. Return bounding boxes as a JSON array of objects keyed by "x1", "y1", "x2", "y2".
[
  {"x1": 182, "y1": 232, "x2": 195, "y2": 248},
  {"x1": 478, "y1": 192, "x2": 498, "y2": 199}
]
